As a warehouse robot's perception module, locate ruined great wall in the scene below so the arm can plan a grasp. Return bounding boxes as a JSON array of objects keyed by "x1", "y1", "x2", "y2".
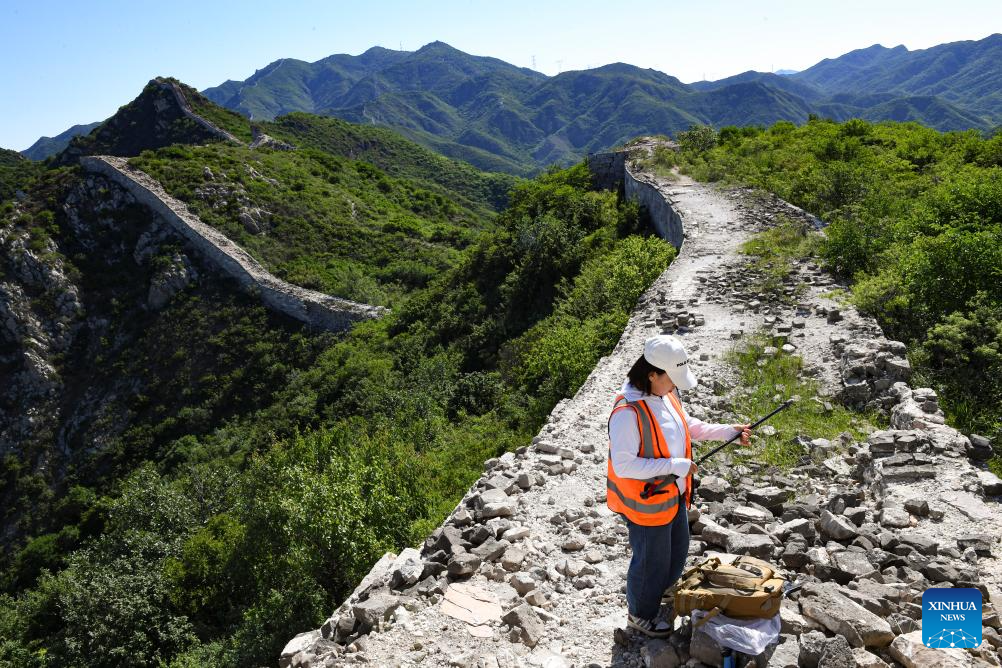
[
  {"x1": 278, "y1": 142, "x2": 1002, "y2": 667},
  {"x1": 71, "y1": 80, "x2": 385, "y2": 332},
  {"x1": 81, "y1": 155, "x2": 386, "y2": 332},
  {"x1": 153, "y1": 77, "x2": 244, "y2": 145}
]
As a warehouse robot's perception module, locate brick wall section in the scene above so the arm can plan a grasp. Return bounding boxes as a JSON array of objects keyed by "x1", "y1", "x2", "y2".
[
  {"x1": 587, "y1": 150, "x2": 684, "y2": 249},
  {"x1": 624, "y1": 163, "x2": 685, "y2": 248},
  {"x1": 585, "y1": 151, "x2": 625, "y2": 192},
  {"x1": 154, "y1": 78, "x2": 244, "y2": 145},
  {"x1": 81, "y1": 155, "x2": 387, "y2": 332}
]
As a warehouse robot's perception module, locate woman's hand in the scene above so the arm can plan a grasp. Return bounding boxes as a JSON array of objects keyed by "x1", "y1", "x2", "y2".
[
  {"x1": 733, "y1": 424, "x2": 752, "y2": 446},
  {"x1": 670, "y1": 458, "x2": 698, "y2": 478}
]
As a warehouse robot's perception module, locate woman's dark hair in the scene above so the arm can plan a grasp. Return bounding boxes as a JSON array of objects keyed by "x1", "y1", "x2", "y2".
[{"x1": 627, "y1": 355, "x2": 665, "y2": 395}]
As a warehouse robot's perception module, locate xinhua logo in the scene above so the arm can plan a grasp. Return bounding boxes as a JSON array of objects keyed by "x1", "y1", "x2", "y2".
[{"x1": 922, "y1": 588, "x2": 982, "y2": 648}]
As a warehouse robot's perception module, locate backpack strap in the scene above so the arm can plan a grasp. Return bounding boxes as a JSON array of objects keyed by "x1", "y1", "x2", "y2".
[{"x1": 693, "y1": 596, "x2": 733, "y2": 628}]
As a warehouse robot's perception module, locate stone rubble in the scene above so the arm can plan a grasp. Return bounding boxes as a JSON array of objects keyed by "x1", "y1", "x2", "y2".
[{"x1": 279, "y1": 148, "x2": 1002, "y2": 668}]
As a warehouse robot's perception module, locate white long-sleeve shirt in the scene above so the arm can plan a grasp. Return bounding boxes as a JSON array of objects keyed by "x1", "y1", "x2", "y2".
[{"x1": 609, "y1": 381, "x2": 738, "y2": 495}]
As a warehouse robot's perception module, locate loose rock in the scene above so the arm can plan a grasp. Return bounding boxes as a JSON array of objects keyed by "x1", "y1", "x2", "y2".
[{"x1": 501, "y1": 603, "x2": 544, "y2": 648}]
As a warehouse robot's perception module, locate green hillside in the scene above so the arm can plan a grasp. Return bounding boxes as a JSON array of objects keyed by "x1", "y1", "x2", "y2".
[
  {"x1": 667, "y1": 119, "x2": 1002, "y2": 469},
  {"x1": 793, "y1": 34, "x2": 1002, "y2": 122},
  {"x1": 261, "y1": 113, "x2": 517, "y2": 210},
  {"x1": 131, "y1": 141, "x2": 490, "y2": 308},
  {"x1": 689, "y1": 70, "x2": 827, "y2": 102},
  {"x1": 858, "y1": 95, "x2": 991, "y2": 130},
  {"x1": 0, "y1": 154, "x2": 674, "y2": 666},
  {"x1": 0, "y1": 149, "x2": 40, "y2": 203}
]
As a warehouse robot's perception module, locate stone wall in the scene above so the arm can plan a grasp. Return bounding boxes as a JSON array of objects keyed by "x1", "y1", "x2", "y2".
[
  {"x1": 585, "y1": 151, "x2": 625, "y2": 193},
  {"x1": 81, "y1": 156, "x2": 386, "y2": 332},
  {"x1": 587, "y1": 150, "x2": 685, "y2": 249},
  {"x1": 624, "y1": 163, "x2": 685, "y2": 249},
  {"x1": 155, "y1": 78, "x2": 243, "y2": 146}
]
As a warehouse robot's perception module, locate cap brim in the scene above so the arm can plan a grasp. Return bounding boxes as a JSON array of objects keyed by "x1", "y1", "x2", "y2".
[{"x1": 669, "y1": 366, "x2": 698, "y2": 391}]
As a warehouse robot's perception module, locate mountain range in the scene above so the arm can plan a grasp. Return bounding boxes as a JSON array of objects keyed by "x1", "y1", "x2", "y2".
[
  {"x1": 22, "y1": 34, "x2": 1002, "y2": 173},
  {"x1": 21, "y1": 122, "x2": 100, "y2": 161}
]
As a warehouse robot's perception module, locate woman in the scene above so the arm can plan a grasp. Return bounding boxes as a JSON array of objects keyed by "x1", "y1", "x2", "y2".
[{"x1": 607, "y1": 334, "x2": 750, "y2": 638}]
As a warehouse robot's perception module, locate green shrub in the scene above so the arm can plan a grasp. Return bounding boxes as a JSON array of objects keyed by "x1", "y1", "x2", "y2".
[
  {"x1": 674, "y1": 117, "x2": 1002, "y2": 471},
  {"x1": 912, "y1": 293, "x2": 1002, "y2": 449},
  {"x1": 676, "y1": 125, "x2": 718, "y2": 154}
]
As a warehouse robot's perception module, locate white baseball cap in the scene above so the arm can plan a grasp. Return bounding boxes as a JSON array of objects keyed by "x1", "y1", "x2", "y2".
[{"x1": 644, "y1": 335, "x2": 697, "y2": 390}]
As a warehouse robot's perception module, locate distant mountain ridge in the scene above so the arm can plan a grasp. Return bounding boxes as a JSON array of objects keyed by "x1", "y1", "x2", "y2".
[
  {"x1": 22, "y1": 122, "x2": 100, "y2": 161},
  {"x1": 200, "y1": 36, "x2": 999, "y2": 173},
  {"x1": 793, "y1": 34, "x2": 1002, "y2": 119},
  {"x1": 25, "y1": 35, "x2": 1002, "y2": 169}
]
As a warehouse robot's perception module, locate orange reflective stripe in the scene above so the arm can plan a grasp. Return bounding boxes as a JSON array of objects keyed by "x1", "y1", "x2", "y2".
[
  {"x1": 607, "y1": 395, "x2": 683, "y2": 526},
  {"x1": 666, "y1": 392, "x2": 692, "y2": 452},
  {"x1": 639, "y1": 400, "x2": 670, "y2": 459},
  {"x1": 633, "y1": 402, "x2": 656, "y2": 459},
  {"x1": 607, "y1": 479, "x2": 680, "y2": 514}
]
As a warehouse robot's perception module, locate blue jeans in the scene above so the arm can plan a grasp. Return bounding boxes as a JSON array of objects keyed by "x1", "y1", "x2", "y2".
[{"x1": 626, "y1": 509, "x2": 690, "y2": 620}]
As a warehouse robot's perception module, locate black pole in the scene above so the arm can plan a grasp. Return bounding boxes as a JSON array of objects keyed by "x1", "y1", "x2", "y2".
[
  {"x1": 695, "y1": 398, "x2": 794, "y2": 465},
  {"x1": 639, "y1": 399, "x2": 795, "y2": 500}
]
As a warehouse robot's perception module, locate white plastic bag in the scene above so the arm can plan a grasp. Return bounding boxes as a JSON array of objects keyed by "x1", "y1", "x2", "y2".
[{"x1": 690, "y1": 610, "x2": 781, "y2": 655}]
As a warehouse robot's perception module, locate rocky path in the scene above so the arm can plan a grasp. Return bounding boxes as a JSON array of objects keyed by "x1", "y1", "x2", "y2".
[{"x1": 280, "y1": 167, "x2": 1002, "y2": 667}]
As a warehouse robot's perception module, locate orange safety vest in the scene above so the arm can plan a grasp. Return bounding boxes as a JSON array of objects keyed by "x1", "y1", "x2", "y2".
[{"x1": 606, "y1": 391, "x2": 692, "y2": 526}]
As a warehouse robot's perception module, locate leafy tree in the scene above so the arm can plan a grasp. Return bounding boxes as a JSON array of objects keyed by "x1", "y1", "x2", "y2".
[{"x1": 675, "y1": 125, "x2": 718, "y2": 154}]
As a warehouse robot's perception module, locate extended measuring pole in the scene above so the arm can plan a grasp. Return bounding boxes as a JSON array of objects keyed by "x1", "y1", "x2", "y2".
[
  {"x1": 696, "y1": 398, "x2": 794, "y2": 465},
  {"x1": 638, "y1": 399, "x2": 794, "y2": 500}
]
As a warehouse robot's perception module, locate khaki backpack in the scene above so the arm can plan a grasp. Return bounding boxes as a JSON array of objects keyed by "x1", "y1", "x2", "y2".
[{"x1": 672, "y1": 556, "x2": 786, "y2": 625}]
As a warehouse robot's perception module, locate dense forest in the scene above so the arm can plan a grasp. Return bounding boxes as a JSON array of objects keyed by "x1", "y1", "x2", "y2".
[
  {"x1": 659, "y1": 118, "x2": 1002, "y2": 472},
  {"x1": 0, "y1": 156, "x2": 673, "y2": 666}
]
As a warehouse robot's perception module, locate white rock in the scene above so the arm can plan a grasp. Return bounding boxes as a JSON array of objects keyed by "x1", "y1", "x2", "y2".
[{"x1": 889, "y1": 630, "x2": 973, "y2": 667}]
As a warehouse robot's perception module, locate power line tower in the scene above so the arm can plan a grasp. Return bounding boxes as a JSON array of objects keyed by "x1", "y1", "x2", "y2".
[{"x1": 532, "y1": 55, "x2": 537, "y2": 70}]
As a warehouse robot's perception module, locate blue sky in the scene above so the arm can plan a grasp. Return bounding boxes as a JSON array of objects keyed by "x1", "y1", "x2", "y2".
[{"x1": 2, "y1": 0, "x2": 999, "y2": 151}]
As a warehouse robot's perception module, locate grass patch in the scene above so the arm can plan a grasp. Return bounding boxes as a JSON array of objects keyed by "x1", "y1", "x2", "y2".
[
  {"x1": 184, "y1": 91, "x2": 254, "y2": 143},
  {"x1": 726, "y1": 332, "x2": 881, "y2": 469},
  {"x1": 739, "y1": 217, "x2": 820, "y2": 302},
  {"x1": 818, "y1": 288, "x2": 851, "y2": 305}
]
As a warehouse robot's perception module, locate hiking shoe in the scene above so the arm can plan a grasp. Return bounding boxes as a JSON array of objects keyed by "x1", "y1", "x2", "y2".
[{"x1": 627, "y1": 613, "x2": 672, "y2": 638}]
